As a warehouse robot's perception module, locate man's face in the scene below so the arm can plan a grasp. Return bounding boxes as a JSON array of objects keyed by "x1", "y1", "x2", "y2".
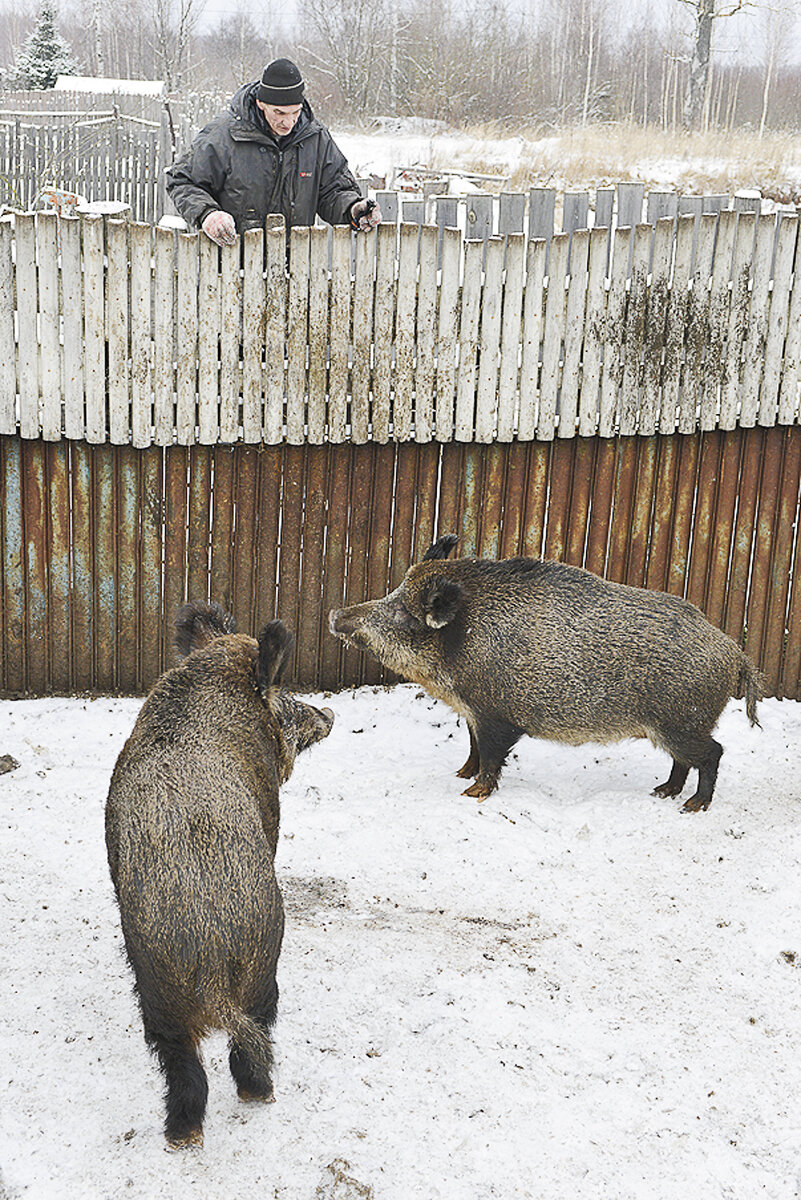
[{"x1": 256, "y1": 101, "x2": 302, "y2": 137}]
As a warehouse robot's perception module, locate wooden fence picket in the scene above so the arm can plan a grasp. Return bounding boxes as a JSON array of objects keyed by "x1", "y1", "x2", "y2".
[
  {"x1": 538, "y1": 231, "x2": 569, "y2": 439},
  {"x1": 307, "y1": 225, "x2": 330, "y2": 444},
  {"x1": 497, "y1": 232, "x2": 525, "y2": 442},
  {"x1": 0, "y1": 220, "x2": 14, "y2": 433},
  {"x1": 578, "y1": 226, "x2": 609, "y2": 437},
  {"x1": 1, "y1": 205, "x2": 800, "y2": 449},
  {"x1": 415, "y1": 225, "x2": 438, "y2": 443},
  {"x1": 394, "y1": 222, "x2": 418, "y2": 441},
  {"x1": 130, "y1": 221, "x2": 153, "y2": 449},
  {"x1": 740, "y1": 214, "x2": 777, "y2": 427},
  {"x1": 37, "y1": 212, "x2": 61, "y2": 441},
  {"x1": 287, "y1": 226, "x2": 310, "y2": 444},
  {"x1": 475, "y1": 236, "x2": 504, "y2": 442},
  {"x1": 560, "y1": 226, "x2": 590, "y2": 437},
  {"x1": 153, "y1": 225, "x2": 175, "y2": 445},
  {"x1": 778, "y1": 229, "x2": 801, "y2": 425},
  {"x1": 760, "y1": 215, "x2": 797, "y2": 426}
]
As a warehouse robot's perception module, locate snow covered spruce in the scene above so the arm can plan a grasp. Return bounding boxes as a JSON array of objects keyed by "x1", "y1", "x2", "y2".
[
  {"x1": 329, "y1": 535, "x2": 761, "y2": 810},
  {"x1": 105, "y1": 604, "x2": 334, "y2": 1149}
]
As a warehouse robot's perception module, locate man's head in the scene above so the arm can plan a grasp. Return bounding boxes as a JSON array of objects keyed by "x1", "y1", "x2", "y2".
[{"x1": 257, "y1": 58, "x2": 304, "y2": 135}]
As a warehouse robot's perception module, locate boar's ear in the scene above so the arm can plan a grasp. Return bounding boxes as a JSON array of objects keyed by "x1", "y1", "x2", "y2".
[
  {"x1": 422, "y1": 577, "x2": 463, "y2": 629},
  {"x1": 175, "y1": 602, "x2": 235, "y2": 658},
  {"x1": 256, "y1": 620, "x2": 294, "y2": 691},
  {"x1": 423, "y1": 533, "x2": 458, "y2": 562}
]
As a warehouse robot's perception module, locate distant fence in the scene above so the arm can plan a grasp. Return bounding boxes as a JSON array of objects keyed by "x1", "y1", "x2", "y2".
[
  {"x1": 2, "y1": 88, "x2": 796, "y2": 238},
  {"x1": 0, "y1": 88, "x2": 221, "y2": 221},
  {"x1": 1, "y1": 207, "x2": 799, "y2": 445}
]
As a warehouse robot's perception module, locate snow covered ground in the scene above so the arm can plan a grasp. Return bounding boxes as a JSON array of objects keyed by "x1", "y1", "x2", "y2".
[{"x1": 1, "y1": 682, "x2": 800, "y2": 1199}]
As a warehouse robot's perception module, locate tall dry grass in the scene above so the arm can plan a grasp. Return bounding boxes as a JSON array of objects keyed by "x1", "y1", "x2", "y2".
[{"x1": 425, "y1": 123, "x2": 801, "y2": 202}]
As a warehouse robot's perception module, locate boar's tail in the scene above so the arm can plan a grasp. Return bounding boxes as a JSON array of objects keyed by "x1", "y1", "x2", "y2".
[
  {"x1": 219, "y1": 1005, "x2": 275, "y2": 1076},
  {"x1": 739, "y1": 658, "x2": 762, "y2": 728}
]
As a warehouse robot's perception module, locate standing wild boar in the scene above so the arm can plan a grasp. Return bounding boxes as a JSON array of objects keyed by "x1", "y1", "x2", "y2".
[
  {"x1": 106, "y1": 603, "x2": 334, "y2": 1148},
  {"x1": 329, "y1": 535, "x2": 760, "y2": 810}
]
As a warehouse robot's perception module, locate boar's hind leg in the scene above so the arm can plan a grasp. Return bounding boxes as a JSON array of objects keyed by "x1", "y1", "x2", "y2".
[
  {"x1": 656, "y1": 729, "x2": 723, "y2": 814},
  {"x1": 229, "y1": 978, "x2": 278, "y2": 1103},
  {"x1": 461, "y1": 717, "x2": 524, "y2": 800},
  {"x1": 147, "y1": 1025, "x2": 208, "y2": 1148},
  {"x1": 455, "y1": 725, "x2": 480, "y2": 779}
]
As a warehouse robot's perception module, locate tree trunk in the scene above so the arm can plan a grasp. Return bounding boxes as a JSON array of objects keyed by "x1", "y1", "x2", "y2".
[{"x1": 683, "y1": 0, "x2": 714, "y2": 130}]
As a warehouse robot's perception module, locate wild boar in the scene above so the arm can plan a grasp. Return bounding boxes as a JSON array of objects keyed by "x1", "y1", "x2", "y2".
[
  {"x1": 329, "y1": 535, "x2": 760, "y2": 811},
  {"x1": 105, "y1": 603, "x2": 334, "y2": 1148}
]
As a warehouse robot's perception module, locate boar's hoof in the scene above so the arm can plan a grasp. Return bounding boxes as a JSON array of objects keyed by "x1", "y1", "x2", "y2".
[
  {"x1": 237, "y1": 1086, "x2": 276, "y2": 1104},
  {"x1": 652, "y1": 781, "x2": 683, "y2": 799},
  {"x1": 165, "y1": 1127, "x2": 203, "y2": 1151},
  {"x1": 462, "y1": 779, "x2": 495, "y2": 801},
  {"x1": 455, "y1": 761, "x2": 479, "y2": 779},
  {"x1": 681, "y1": 793, "x2": 713, "y2": 814}
]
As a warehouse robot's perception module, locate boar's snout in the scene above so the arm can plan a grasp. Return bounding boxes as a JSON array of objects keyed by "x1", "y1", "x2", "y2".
[
  {"x1": 328, "y1": 608, "x2": 346, "y2": 634},
  {"x1": 319, "y1": 705, "x2": 335, "y2": 733},
  {"x1": 329, "y1": 607, "x2": 362, "y2": 643}
]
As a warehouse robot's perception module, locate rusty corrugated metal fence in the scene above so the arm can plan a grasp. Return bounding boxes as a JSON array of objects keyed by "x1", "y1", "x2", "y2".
[{"x1": 2, "y1": 427, "x2": 800, "y2": 699}]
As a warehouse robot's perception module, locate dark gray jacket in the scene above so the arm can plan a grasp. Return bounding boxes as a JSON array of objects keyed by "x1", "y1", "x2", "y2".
[{"x1": 165, "y1": 84, "x2": 361, "y2": 234}]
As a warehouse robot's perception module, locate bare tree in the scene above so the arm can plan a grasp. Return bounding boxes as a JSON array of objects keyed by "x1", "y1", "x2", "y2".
[
  {"x1": 152, "y1": 0, "x2": 205, "y2": 92},
  {"x1": 756, "y1": 0, "x2": 798, "y2": 135},
  {"x1": 679, "y1": 0, "x2": 752, "y2": 130},
  {"x1": 202, "y1": 7, "x2": 274, "y2": 90},
  {"x1": 298, "y1": 0, "x2": 394, "y2": 118}
]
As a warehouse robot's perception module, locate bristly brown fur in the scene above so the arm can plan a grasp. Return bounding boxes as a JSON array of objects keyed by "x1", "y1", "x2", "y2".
[
  {"x1": 329, "y1": 536, "x2": 760, "y2": 811},
  {"x1": 106, "y1": 606, "x2": 333, "y2": 1146},
  {"x1": 174, "y1": 601, "x2": 236, "y2": 659}
]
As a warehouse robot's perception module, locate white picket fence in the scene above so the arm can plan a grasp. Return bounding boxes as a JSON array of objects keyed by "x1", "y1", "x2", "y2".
[{"x1": 1, "y1": 206, "x2": 799, "y2": 447}]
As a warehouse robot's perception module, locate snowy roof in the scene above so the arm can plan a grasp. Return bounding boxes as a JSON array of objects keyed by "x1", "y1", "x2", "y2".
[{"x1": 54, "y1": 75, "x2": 165, "y2": 95}]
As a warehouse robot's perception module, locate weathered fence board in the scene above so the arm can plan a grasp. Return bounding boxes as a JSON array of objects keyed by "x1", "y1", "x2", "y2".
[{"x1": 2, "y1": 209, "x2": 800, "y2": 446}]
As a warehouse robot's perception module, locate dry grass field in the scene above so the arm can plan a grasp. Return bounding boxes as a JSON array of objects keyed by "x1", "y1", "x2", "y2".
[{"x1": 421, "y1": 123, "x2": 801, "y2": 202}]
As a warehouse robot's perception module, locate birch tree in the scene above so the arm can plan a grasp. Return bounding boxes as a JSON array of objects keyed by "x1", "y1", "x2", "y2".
[
  {"x1": 679, "y1": 0, "x2": 751, "y2": 130},
  {"x1": 756, "y1": 0, "x2": 798, "y2": 135},
  {"x1": 152, "y1": 0, "x2": 205, "y2": 92}
]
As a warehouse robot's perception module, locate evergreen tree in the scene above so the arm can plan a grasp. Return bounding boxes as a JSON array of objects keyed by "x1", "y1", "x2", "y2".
[{"x1": 4, "y1": 0, "x2": 80, "y2": 90}]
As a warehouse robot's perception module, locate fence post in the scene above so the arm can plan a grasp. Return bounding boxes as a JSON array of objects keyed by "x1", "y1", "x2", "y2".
[
  {"x1": 594, "y1": 188, "x2": 614, "y2": 228},
  {"x1": 562, "y1": 191, "x2": 590, "y2": 233},
  {"x1": 375, "y1": 190, "x2": 398, "y2": 223},
  {"x1": 435, "y1": 195, "x2": 459, "y2": 268},
  {"x1": 499, "y1": 192, "x2": 526, "y2": 235},
  {"x1": 464, "y1": 193, "x2": 493, "y2": 241},
  {"x1": 528, "y1": 187, "x2": 555, "y2": 244},
  {"x1": 616, "y1": 181, "x2": 645, "y2": 228}
]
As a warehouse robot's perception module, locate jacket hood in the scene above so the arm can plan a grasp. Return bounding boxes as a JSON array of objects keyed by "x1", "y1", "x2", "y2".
[{"x1": 229, "y1": 81, "x2": 314, "y2": 138}]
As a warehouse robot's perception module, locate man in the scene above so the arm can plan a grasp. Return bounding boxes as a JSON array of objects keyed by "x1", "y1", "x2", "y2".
[{"x1": 165, "y1": 58, "x2": 381, "y2": 246}]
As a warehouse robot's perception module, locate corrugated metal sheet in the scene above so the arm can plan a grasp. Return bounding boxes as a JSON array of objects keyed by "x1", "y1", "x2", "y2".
[{"x1": 2, "y1": 430, "x2": 799, "y2": 701}]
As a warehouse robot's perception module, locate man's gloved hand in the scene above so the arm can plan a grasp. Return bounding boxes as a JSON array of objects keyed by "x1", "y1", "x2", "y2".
[
  {"x1": 350, "y1": 198, "x2": 382, "y2": 232},
  {"x1": 201, "y1": 210, "x2": 237, "y2": 246}
]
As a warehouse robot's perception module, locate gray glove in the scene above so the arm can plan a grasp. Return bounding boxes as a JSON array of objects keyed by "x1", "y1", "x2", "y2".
[
  {"x1": 350, "y1": 198, "x2": 382, "y2": 232},
  {"x1": 202, "y1": 210, "x2": 237, "y2": 246}
]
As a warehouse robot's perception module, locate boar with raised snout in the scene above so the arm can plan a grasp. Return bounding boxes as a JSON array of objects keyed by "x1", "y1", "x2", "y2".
[
  {"x1": 105, "y1": 603, "x2": 334, "y2": 1148},
  {"x1": 329, "y1": 535, "x2": 760, "y2": 811}
]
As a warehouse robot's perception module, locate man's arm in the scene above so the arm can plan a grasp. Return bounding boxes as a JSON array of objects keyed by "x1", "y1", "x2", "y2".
[
  {"x1": 314, "y1": 131, "x2": 364, "y2": 227},
  {"x1": 164, "y1": 122, "x2": 230, "y2": 230}
]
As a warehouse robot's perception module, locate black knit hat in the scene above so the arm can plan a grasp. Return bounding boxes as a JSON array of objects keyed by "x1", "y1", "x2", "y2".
[{"x1": 257, "y1": 58, "x2": 305, "y2": 106}]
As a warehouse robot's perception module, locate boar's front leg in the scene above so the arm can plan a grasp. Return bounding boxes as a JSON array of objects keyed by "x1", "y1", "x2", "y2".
[
  {"x1": 455, "y1": 725, "x2": 480, "y2": 779},
  {"x1": 461, "y1": 715, "x2": 524, "y2": 800}
]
